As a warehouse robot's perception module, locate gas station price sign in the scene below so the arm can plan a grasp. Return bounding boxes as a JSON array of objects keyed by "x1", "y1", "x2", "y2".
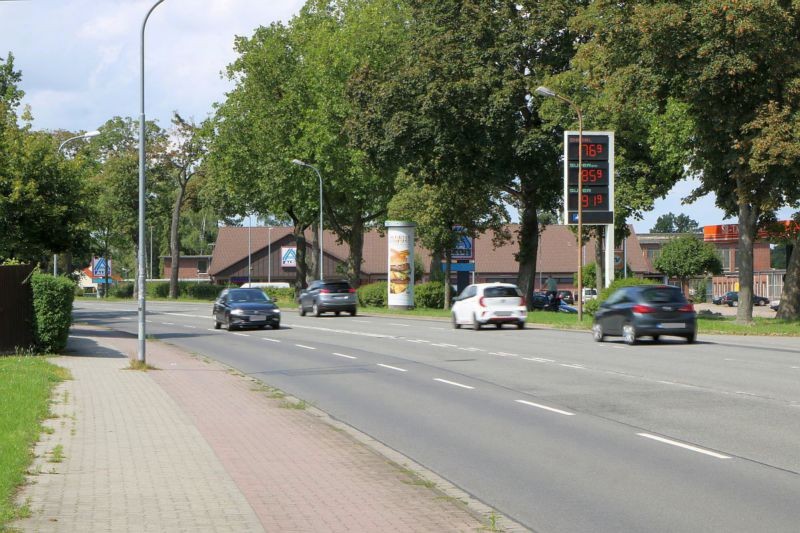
[{"x1": 564, "y1": 131, "x2": 614, "y2": 225}]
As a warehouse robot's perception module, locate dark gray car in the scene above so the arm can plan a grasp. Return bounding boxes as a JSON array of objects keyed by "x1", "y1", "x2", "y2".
[
  {"x1": 298, "y1": 280, "x2": 357, "y2": 317},
  {"x1": 213, "y1": 288, "x2": 281, "y2": 330},
  {"x1": 592, "y1": 285, "x2": 696, "y2": 345}
]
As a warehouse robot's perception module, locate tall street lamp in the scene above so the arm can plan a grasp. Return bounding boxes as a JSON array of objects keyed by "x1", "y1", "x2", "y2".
[
  {"x1": 535, "y1": 85, "x2": 585, "y2": 321},
  {"x1": 56, "y1": 130, "x2": 100, "y2": 275},
  {"x1": 138, "y1": 0, "x2": 167, "y2": 364},
  {"x1": 291, "y1": 159, "x2": 324, "y2": 280}
]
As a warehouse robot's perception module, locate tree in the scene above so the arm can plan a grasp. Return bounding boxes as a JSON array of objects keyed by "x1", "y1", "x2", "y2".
[
  {"x1": 762, "y1": 216, "x2": 800, "y2": 320},
  {"x1": 651, "y1": 213, "x2": 700, "y2": 234},
  {"x1": 653, "y1": 236, "x2": 722, "y2": 296}
]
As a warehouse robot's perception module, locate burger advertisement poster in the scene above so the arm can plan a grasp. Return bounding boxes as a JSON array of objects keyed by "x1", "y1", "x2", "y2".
[{"x1": 385, "y1": 221, "x2": 416, "y2": 308}]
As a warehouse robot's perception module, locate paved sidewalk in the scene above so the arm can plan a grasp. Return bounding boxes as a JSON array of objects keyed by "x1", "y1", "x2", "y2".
[{"x1": 14, "y1": 324, "x2": 498, "y2": 532}]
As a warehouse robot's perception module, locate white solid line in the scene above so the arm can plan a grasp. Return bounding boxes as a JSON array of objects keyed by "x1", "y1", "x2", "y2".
[
  {"x1": 637, "y1": 433, "x2": 731, "y2": 459},
  {"x1": 434, "y1": 378, "x2": 474, "y2": 390},
  {"x1": 433, "y1": 343, "x2": 457, "y2": 348},
  {"x1": 389, "y1": 323, "x2": 410, "y2": 327},
  {"x1": 515, "y1": 400, "x2": 575, "y2": 416},
  {"x1": 233, "y1": 333, "x2": 250, "y2": 337},
  {"x1": 378, "y1": 363, "x2": 407, "y2": 372},
  {"x1": 295, "y1": 344, "x2": 316, "y2": 350},
  {"x1": 523, "y1": 357, "x2": 554, "y2": 363},
  {"x1": 261, "y1": 338, "x2": 281, "y2": 343},
  {"x1": 333, "y1": 353, "x2": 357, "y2": 359},
  {"x1": 560, "y1": 364, "x2": 585, "y2": 369},
  {"x1": 493, "y1": 351, "x2": 518, "y2": 357}
]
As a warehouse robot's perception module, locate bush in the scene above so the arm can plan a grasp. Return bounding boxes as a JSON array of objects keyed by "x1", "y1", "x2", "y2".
[
  {"x1": 109, "y1": 282, "x2": 134, "y2": 298},
  {"x1": 147, "y1": 281, "x2": 171, "y2": 298},
  {"x1": 414, "y1": 281, "x2": 445, "y2": 309},
  {"x1": 183, "y1": 283, "x2": 220, "y2": 300},
  {"x1": 584, "y1": 277, "x2": 657, "y2": 315},
  {"x1": 263, "y1": 287, "x2": 295, "y2": 303},
  {"x1": 30, "y1": 274, "x2": 75, "y2": 353},
  {"x1": 74, "y1": 285, "x2": 85, "y2": 297},
  {"x1": 358, "y1": 282, "x2": 387, "y2": 307}
]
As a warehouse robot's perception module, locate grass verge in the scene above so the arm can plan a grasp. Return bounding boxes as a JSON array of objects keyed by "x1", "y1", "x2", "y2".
[{"x1": 0, "y1": 356, "x2": 69, "y2": 527}]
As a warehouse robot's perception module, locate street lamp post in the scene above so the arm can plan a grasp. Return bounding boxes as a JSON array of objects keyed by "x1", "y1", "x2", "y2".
[
  {"x1": 535, "y1": 86, "x2": 584, "y2": 321},
  {"x1": 268, "y1": 226, "x2": 272, "y2": 283},
  {"x1": 291, "y1": 159, "x2": 324, "y2": 280},
  {"x1": 138, "y1": 0, "x2": 167, "y2": 364},
  {"x1": 56, "y1": 130, "x2": 100, "y2": 276},
  {"x1": 248, "y1": 214, "x2": 252, "y2": 284}
]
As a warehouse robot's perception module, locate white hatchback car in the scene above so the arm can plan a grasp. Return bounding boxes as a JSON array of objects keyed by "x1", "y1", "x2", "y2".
[{"x1": 451, "y1": 283, "x2": 527, "y2": 330}]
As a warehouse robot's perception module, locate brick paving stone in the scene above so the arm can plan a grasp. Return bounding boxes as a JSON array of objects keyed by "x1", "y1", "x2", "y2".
[{"x1": 15, "y1": 323, "x2": 505, "y2": 532}]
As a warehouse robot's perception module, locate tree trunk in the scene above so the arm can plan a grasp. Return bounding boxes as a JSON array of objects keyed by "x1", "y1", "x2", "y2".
[
  {"x1": 309, "y1": 222, "x2": 320, "y2": 283},
  {"x1": 168, "y1": 185, "x2": 185, "y2": 299},
  {"x1": 429, "y1": 250, "x2": 443, "y2": 282},
  {"x1": 293, "y1": 223, "x2": 309, "y2": 297},
  {"x1": 444, "y1": 248, "x2": 453, "y2": 309},
  {"x1": 516, "y1": 203, "x2": 539, "y2": 311},
  {"x1": 595, "y1": 227, "x2": 604, "y2": 292},
  {"x1": 776, "y1": 239, "x2": 799, "y2": 319},
  {"x1": 348, "y1": 217, "x2": 364, "y2": 287},
  {"x1": 736, "y1": 194, "x2": 757, "y2": 324}
]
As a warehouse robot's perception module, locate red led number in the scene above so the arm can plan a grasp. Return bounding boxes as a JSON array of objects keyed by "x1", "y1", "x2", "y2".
[
  {"x1": 580, "y1": 194, "x2": 606, "y2": 208},
  {"x1": 581, "y1": 168, "x2": 604, "y2": 183},
  {"x1": 582, "y1": 143, "x2": 604, "y2": 157}
]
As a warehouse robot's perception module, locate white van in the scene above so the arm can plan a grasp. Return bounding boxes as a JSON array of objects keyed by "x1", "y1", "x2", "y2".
[
  {"x1": 240, "y1": 282, "x2": 291, "y2": 289},
  {"x1": 582, "y1": 287, "x2": 598, "y2": 302}
]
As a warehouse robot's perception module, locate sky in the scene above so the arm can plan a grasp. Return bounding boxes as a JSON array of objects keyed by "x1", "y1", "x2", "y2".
[{"x1": 1, "y1": 0, "x2": 795, "y2": 233}]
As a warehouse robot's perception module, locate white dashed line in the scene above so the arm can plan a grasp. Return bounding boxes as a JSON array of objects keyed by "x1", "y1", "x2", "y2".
[
  {"x1": 491, "y1": 351, "x2": 517, "y2": 357},
  {"x1": 333, "y1": 353, "x2": 357, "y2": 359},
  {"x1": 350, "y1": 320, "x2": 372, "y2": 324},
  {"x1": 233, "y1": 333, "x2": 250, "y2": 337},
  {"x1": 459, "y1": 347, "x2": 485, "y2": 352},
  {"x1": 515, "y1": 400, "x2": 575, "y2": 416},
  {"x1": 434, "y1": 378, "x2": 474, "y2": 390},
  {"x1": 261, "y1": 338, "x2": 281, "y2": 343},
  {"x1": 428, "y1": 327, "x2": 446, "y2": 330},
  {"x1": 432, "y1": 343, "x2": 457, "y2": 348},
  {"x1": 523, "y1": 357, "x2": 554, "y2": 363},
  {"x1": 406, "y1": 339, "x2": 430, "y2": 343},
  {"x1": 560, "y1": 364, "x2": 585, "y2": 369},
  {"x1": 207, "y1": 328, "x2": 218, "y2": 332},
  {"x1": 389, "y1": 323, "x2": 410, "y2": 327},
  {"x1": 377, "y1": 363, "x2": 407, "y2": 372},
  {"x1": 146, "y1": 320, "x2": 153, "y2": 323},
  {"x1": 637, "y1": 433, "x2": 731, "y2": 459},
  {"x1": 183, "y1": 325, "x2": 197, "y2": 329},
  {"x1": 295, "y1": 344, "x2": 316, "y2": 350},
  {"x1": 161, "y1": 322, "x2": 174, "y2": 326}
]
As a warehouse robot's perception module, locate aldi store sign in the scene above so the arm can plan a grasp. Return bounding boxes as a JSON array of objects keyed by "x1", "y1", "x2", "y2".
[{"x1": 281, "y1": 247, "x2": 297, "y2": 268}]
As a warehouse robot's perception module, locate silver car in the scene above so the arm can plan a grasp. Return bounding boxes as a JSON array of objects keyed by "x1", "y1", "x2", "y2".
[{"x1": 298, "y1": 280, "x2": 358, "y2": 317}]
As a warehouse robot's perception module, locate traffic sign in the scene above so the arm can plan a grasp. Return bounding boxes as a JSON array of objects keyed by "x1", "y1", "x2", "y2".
[{"x1": 564, "y1": 131, "x2": 614, "y2": 226}]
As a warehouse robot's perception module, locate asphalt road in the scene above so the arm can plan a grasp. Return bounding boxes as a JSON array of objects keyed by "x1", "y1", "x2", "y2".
[{"x1": 74, "y1": 300, "x2": 800, "y2": 533}]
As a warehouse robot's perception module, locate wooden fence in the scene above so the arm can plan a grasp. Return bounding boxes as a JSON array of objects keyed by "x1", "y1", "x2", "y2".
[{"x1": 0, "y1": 264, "x2": 36, "y2": 353}]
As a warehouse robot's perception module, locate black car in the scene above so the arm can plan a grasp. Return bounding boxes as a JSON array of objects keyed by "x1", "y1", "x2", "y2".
[
  {"x1": 530, "y1": 292, "x2": 550, "y2": 310},
  {"x1": 298, "y1": 280, "x2": 357, "y2": 316},
  {"x1": 213, "y1": 288, "x2": 281, "y2": 330},
  {"x1": 722, "y1": 291, "x2": 770, "y2": 307},
  {"x1": 557, "y1": 290, "x2": 575, "y2": 305},
  {"x1": 711, "y1": 294, "x2": 724, "y2": 305},
  {"x1": 592, "y1": 285, "x2": 696, "y2": 345}
]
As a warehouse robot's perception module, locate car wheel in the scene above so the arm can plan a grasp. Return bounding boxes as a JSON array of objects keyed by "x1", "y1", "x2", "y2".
[
  {"x1": 299, "y1": 304, "x2": 306, "y2": 317},
  {"x1": 517, "y1": 321, "x2": 525, "y2": 329},
  {"x1": 258, "y1": 324, "x2": 266, "y2": 330},
  {"x1": 622, "y1": 323, "x2": 637, "y2": 345},
  {"x1": 273, "y1": 322, "x2": 280, "y2": 330},
  {"x1": 733, "y1": 300, "x2": 739, "y2": 307},
  {"x1": 313, "y1": 302, "x2": 322, "y2": 317},
  {"x1": 472, "y1": 314, "x2": 481, "y2": 331},
  {"x1": 592, "y1": 322, "x2": 604, "y2": 342},
  {"x1": 214, "y1": 320, "x2": 221, "y2": 330},
  {"x1": 686, "y1": 331, "x2": 697, "y2": 344},
  {"x1": 652, "y1": 335, "x2": 660, "y2": 342},
  {"x1": 335, "y1": 311, "x2": 341, "y2": 316},
  {"x1": 495, "y1": 323, "x2": 502, "y2": 329},
  {"x1": 452, "y1": 313, "x2": 461, "y2": 329},
  {"x1": 350, "y1": 309, "x2": 357, "y2": 317}
]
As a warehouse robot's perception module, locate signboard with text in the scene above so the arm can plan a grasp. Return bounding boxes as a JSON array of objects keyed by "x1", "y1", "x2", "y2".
[
  {"x1": 451, "y1": 226, "x2": 474, "y2": 260},
  {"x1": 564, "y1": 131, "x2": 614, "y2": 225},
  {"x1": 280, "y1": 247, "x2": 297, "y2": 268}
]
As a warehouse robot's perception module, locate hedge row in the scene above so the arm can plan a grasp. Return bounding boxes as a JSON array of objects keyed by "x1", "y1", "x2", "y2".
[
  {"x1": 356, "y1": 281, "x2": 446, "y2": 309},
  {"x1": 583, "y1": 277, "x2": 656, "y2": 315},
  {"x1": 30, "y1": 274, "x2": 75, "y2": 353}
]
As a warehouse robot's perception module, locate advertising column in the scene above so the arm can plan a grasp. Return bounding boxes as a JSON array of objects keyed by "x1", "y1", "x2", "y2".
[{"x1": 385, "y1": 221, "x2": 416, "y2": 309}]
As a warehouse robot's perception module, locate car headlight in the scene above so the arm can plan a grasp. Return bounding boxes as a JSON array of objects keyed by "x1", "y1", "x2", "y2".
[
  {"x1": 230, "y1": 309, "x2": 245, "y2": 315},
  {"x1": 273, "y1": 309, "x2": 281, "y2": 314}
]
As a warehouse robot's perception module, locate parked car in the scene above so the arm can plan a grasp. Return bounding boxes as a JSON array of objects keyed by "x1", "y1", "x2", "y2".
[
  {"x1": 721, "y1": 291, "x2": 770, "y2": 307},
  {"x1": 557, "y1": 290, "x2": 575, "y2": 305},
  {"x1": 711, "y1": 294, "x2": 724, "y2": 305},
  {"x1": 770, "y1": 300, "x2": 781, "y2": 311},
  {"x1": 530, "y1": 292, "x2": 549, "y2": 310},
  {"x1": 298, "y1": 279, "x2": 357, "y2": 316},
  {"x1": 451, "y1": 283, "x2": 527, "y2": 330},
  {"x1": 213, "y1": 288, "x2": 281, "y2": 330},
  {"x1": 592, "y1": 285, "x2": 696, "y2": 345},
  {"x1": 582, "y1": 287, "x2": 598, "y2": 302}
]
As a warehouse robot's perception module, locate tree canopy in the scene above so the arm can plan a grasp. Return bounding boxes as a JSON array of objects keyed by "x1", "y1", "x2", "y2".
[
  {"x1": 654, "y1": 235, "x2": 722, "y2": 294},
  {"x1": 650, "y1": 213, "x2": 700, "y2": 234}
]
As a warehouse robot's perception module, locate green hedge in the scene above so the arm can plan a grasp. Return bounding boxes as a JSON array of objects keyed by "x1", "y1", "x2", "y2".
[
  {"x1": 584, "y1": 277, "x2": 657, "y2": 315},
  {"x1": 358, "y1": 282, "x2": 387, "y2": 307},
  {"x1": 30, "y1": 274, "x2": 75, "y2": 353},
  {"x1": 414, "y1": 281, "x2": 445, "y2": 309},
  {"x1": 109, "y1": 282, "x2": 134, "y2": 298},
  {"x1": 263, "y1": 287, "x2": 295, "y2": 302}
]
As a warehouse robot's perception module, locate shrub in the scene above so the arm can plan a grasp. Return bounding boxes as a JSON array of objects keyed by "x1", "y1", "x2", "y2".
[
  {"x1": 74, "y1": 285, "x2": 85, "y2": 297},
  {"x1": 263, "y1": 287, "x2": 295, "y2": 303},
  {"x1": 109, "y1": 282, "x2": 134, "y2": 298},
  {"x1": 147, "y1": 281, "x2": 170, "y2": 298},
  {"x1": 584, "y1": 277, "x2": 657, "y2": 315},
  {"x1": 183, "y1": 283, "x2": 220, "y2": 300},
  {"x1": 358, "y1": 282, "x2": 387, "y2": 307},
  {"x1": 30, "y1": 274, "x2": 75, "y2": 353},
  {"x1": 414, "y1": 281, "x2": 445, "y2": 309}
]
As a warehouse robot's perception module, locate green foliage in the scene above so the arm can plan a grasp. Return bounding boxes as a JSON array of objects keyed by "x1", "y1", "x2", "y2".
[
  {"x1": 262, "y1": 287, "x2": 295, "y2": 303},
  {"x1": 414, "y1": 281, "x2": 445, "y2": 309},
  {"x1": 584, "y1": 277, "x2": 657, "y2": 315},
  {"x1": 0, "y1": 356, "x2": 68, "y2": 527},
  {"x1": 109, "y1": 282, "x2": 134, "y2": 299},
  {"x1": 181, "y1": 283, "x2": 220, "y2": 300},
  {"x1": 653, "y1": 236, "x2": 722, "y2": 283},
  {"x1": 357, "y1": 281, "x2": 387, "y2": 308},
  {"x1": 30, "y1": 274, "x2": 75, "y2": 353},
  {"x1": 573, "y1": 262, "x2": 597, "y2": 289},
  {"x1": 650, "y1": 213, "x2": 700, "y2": 234},
  {"x1": 148, "y1": 281, "x2": 171, "y2": 299},
  {"x1": 691, "y1": 279, "x2": 708, "y2": 303}
]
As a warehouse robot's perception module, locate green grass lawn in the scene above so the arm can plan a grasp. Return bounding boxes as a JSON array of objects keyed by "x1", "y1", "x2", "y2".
[{"x1": 0, "y1": 356, "x2": 69, "y2": 527}]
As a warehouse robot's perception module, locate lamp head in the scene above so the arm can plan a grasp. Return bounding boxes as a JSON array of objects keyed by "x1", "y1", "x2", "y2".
[
  {"x1": 535, "y1": 86, "x2": 556, "y2": 98},
  {"x1": 84, "y1": 130, "x2": 101, "y2": 138}
]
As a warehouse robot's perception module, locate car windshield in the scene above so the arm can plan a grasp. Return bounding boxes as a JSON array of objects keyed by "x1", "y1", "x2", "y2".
[
  {"x1": 641, "y1": 287, "x2": 685, "y2": 304},
  {"x1": 484, "y1": 287, "x2": 521, "y2": 298},
  {"x1": 228, "y1": 290, "x2": 270, "y2": 303}
]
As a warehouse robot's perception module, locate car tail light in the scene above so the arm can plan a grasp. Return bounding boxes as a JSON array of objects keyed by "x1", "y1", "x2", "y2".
[
  {"x1": 632, "y1": 304, "x2": 656, "y2": 314},
  {"x1": 520, "y1": 296, "x2": 526, "y2": 307},
  {"x1": 479, "y1": 297, "x2": 486, "y2": 307},
  {"x1": 348, "y1": 288, "x2": 356, "y2": 293},
  {"x1": 678, "y1": 303, "x2": 694, "y2": 312},
  {"x1": 320, "y1": 289, "x2": 331, "y2": 294}
]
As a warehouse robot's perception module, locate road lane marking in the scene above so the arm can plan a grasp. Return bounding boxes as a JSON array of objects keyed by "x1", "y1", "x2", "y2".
[
  {"x1": 515, "y1": 400, "x2": 575, "y2": 416},
  {"x1": 637, "y1": 433, "x2": 731, "y2": 459},
  {"x1": 165, "y1": 312, "x2": 207, "y2": 318},
  {"x1": 434, "y1": 378, "x2": 474, "y2": 390},
  {"x1": 389, "y1": 323, "x2": 410, "y2": 327},
  {"x1": 161, "y1": 322, "x2": 174, "y2": 325},
  {"x1": 491, "y1": 351, "x2": 517, "y2": 357},
  {"x1": 560, "y1": 364, "x2": 585, "y2": 369},
  {"x1": 428, "y1": 327, "x2": 446, "y2": 330},
  {"x1": 350, "y1": 320, "x2": 372, "y2": 324},
  {"x1": 183, "y1": 325, "x2": 197, "y2": 329},
  {"x1": 523, "y1": 357, "x2": 554, "y2": 363},
  {"x1": 295, "y1": 344, "x2": 316, "y2": 350},
  {"x1": 289, "y1": 323, "x2": 395, "y2": 340},
  {"x1": 432, "y1": 343, "x2": 457, "y2": 348},
  {"x1": 377, "y1": 363, "x2": 407, "y2": 372},
  {"x1": 261, "y1": 338, "x2": 281, "y2": 343},
  {"x1": 459, "y1": 347, "x2": 484, "y2": 352},
  {"x1": 406, "y1": 339, "x2": 430, "y2": 343},
  {"x1": 333, "y1": 353, "x2": 357, "y2": 359},
  {"x1": 233, "y1": 333, "x2": 250, "y2": 337}
]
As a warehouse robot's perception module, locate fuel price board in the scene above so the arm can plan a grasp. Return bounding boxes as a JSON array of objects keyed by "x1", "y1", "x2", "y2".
[{"x1": 564, "y1": 132, "x2": 614, "y2": 225}]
